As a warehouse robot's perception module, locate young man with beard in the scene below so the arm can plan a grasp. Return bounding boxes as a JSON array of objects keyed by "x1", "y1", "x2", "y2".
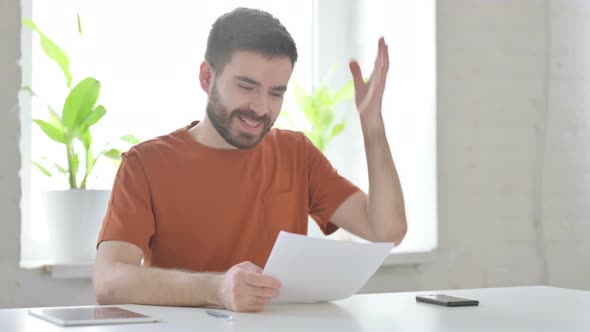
[{"x1": 94, "y1": 7, "x2": 406, "y2": 312}]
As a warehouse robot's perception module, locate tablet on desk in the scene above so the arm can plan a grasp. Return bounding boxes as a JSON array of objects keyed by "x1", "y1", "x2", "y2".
[{"x1": 28, "y1": 306, "x2": 158, "y2": 326}]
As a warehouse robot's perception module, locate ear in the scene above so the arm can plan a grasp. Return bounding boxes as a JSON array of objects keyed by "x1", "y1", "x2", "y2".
[{"x1": 199, "y1": 60, "x2": 215, "y2": 93}]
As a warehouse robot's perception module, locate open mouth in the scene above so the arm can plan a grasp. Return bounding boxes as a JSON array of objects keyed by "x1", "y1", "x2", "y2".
[{"x1": 238, "y1": 115, "x2": 262, "y2": 128}]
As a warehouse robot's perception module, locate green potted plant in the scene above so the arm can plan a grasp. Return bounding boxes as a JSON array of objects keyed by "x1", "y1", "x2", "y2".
[
  {"x1": 280, "y1": 76, "x2": 354, "y2": 153},
  {"x1": 22, "y1": 17, "x2": 138, "y2": 263}
]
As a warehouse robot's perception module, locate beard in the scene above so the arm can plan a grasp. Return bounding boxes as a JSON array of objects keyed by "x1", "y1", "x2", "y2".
[{"x1": 206, "y1": 83, "x2": 275, "y2": 150}]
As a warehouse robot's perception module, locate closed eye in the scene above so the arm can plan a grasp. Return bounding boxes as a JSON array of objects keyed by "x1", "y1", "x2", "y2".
[{"x1": 238, "y1": 84, "x2": 254, "y2": 91}]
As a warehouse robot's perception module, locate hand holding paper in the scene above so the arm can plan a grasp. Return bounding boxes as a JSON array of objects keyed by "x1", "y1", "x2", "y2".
[{"x1": 263, "y1": 231, "x2": 394, "y2": 304}]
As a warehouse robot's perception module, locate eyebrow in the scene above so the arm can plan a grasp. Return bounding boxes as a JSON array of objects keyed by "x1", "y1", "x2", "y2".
[{"x1": 234, "y1": 76, "x2": 287, "y2": 92}]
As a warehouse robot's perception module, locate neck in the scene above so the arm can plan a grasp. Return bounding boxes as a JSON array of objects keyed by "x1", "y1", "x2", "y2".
[{"x1": 188, "y1": 116, "x2": 237, "y2": 150}]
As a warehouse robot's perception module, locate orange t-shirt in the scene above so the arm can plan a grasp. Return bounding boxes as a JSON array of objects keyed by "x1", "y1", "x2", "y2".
[{"x1": 97, "y1": 121, "x2": 359, "y2": 272}]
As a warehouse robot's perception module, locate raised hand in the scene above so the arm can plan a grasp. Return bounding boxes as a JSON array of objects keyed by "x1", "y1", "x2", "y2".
[{"x1": 349, "y1": 37, "x2": 390, "y2": 126}]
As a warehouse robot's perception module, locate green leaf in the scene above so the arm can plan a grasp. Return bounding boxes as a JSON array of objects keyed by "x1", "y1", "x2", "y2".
[
  {"x1": 81, "y1": 130, "x2": 95, "y2": 189},
  {"x1": 120, "y1": 134, "x2": 140, "y2": 145},
  {"x1": 103, "y1": 148, "x2": 124, "y2": 166},
  {"x1": 81, "y1": 131, "x2": 93, "y2": 188},
  {"x1": 47, "y1": 108, "x2": 63, "y2": 130},
  {"x1": 21, "y1": 85, "x2": 36, "y2": 96},
  {"x1": 294, "y1": 83, "x2": 317, "y2": 124},
  {"x1": 80, "y1": 148, "x2": 94, "y2": 189},
  {"x1": 39, "y1": 156, "x2": 68, "y2": 175},
  {"x1": 318, "y1": 106, "x2": 335, "y2": 132},
  {"x1": 32, "y1": 161, "x2": 52, "y2": 177},
  {"x1": 308, "y1": 131, "x2": 322, "y2": 151},
  {"x1": 71, "y1": 153, "x2": 80, "y2": 173},
  {"x1": 33, "y1": 119, "x2": 66, "y2": 143},
  {"x1": 22, "y1": 18, "x2": 72, "y2": 88},
  {"x1": 87, "y1": 150, "x2": 94, "y2": 167},
  {"x1": 333, "y1": 80, "x2": 354, "y2": 104},
  {"x1": 53, "y1": 162, "x2": 68, "y2": 175},
  {"x1": 77, "y1": 12, "x2": 83, "y2": 36},
  {"x1": 318, "y1": 140, "x2": 325, "y2": 152},
  {"x1": 79, "y1": 128, "x2": 92, "y2": 151},
  {"x1": 314, "y1": 135, "x2": 325, "y2": 152},
  {"x1": 315, "y1": 87, "x2": 333, "y2": 107},
  {"x1": 80, "y1": 105, "x2": 106, "y2": 129},
  {"x1": 70, "y1": 152, "x2": 80, "y2": 188},
  {"x1": 21, "y1": 86, "x2": 62, "y2": 128},
  {"x1": 103, "y1": 148, "x2": 122, "y2": 160},
  {"x1": 62, "y1": 77, "x2": 101, "y2": 131},
  {"x1": 293, "y1": 71, "x2": 351, "y2": 153},
  {"x1": 88, "y1": 150, "x2": 103, "y2": 174},
  {"x1": 328, "y1": 122, "x2": 346, "y2": 140},
  {"x1": 89, "y1": 154, "x2": 100, "y2": 172}
]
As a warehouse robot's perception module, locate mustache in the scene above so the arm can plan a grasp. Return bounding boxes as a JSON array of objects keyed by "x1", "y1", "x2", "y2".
[{"x1": 231, "y1": 109, "x2": 270, "y2": 123}]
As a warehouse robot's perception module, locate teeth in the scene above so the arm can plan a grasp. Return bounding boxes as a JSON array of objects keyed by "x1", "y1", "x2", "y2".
[{"x1": 239, "y1": 116, "x2": 260, "y2": 127}]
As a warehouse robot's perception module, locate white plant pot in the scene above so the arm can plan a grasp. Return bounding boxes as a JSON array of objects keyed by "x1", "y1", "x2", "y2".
[{"x1": 42, "y1": 190, "x2": 110, "y2": 263}]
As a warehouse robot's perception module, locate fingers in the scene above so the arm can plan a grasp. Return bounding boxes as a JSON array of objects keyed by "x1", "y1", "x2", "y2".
[
  {"x1": 244, "y1": 271, "x2": 281, "y2": 289},
  {"x1": 250, "y1": 295, "x2": 272, "y2": 307},
  {"x1": 245, "y1": 283, "x2": 280, "y2": 299},
  {"x1": 356, "y1": 38, "x2": 389, "y2": 88},
  {"x1": 372, "y1": 37, "x2": 389, "y2": 92},
  {"x1": 379, "y1": 37, "x2": 389, "y2": 77},
  {"x1": 240, "y1": 265, "x2": 281, "y2": 297},
  {"x1": 220, "y1": 261, "x2": 282, "y2": 312},
  {"x1": 375, "y1": 37, "x2": 384, "y2": 67},
  {"x1": 235, "y1": 261, "x2": 281, "y2": 288},
  {"x1": 375, "y1": 37, "x2": 388, "y2": 65},
  {"x1": 241, "y1": 296, "x2": 271, "y2": 312},
  {"x1": 349, "y1": 60, "x2": 364, "y2": 89},
  {"x1": 236, "y1": 261, "x2": 263, "y2": 273},
  {"x1": 383, "y1": 40, "x2": 389, "y2": 71}
]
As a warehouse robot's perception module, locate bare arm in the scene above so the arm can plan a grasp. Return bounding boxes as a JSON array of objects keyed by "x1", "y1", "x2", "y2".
[
  {"x1": 330, "y1": 38, "x2": 407, "y2": 244},
  {"x1": 93, "y1": 241, "x2": 281, "y2": 312},
  {"x1": 93, "y1": 241, "x2": 218, "y2": 306}
]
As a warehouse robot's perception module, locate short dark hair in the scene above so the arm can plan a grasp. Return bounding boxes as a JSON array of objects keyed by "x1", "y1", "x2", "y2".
[{"x1": 205, "y1": 8, "x2": 298, "y2": 74}]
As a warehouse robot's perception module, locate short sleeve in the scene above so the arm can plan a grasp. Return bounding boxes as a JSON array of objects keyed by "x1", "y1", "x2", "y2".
[
  {"x1": 306, "y1": 137, "x2": 360, "y2": 235},
  {"x1": 97, "y1": 150, "x2": 155, "y2": 256}
]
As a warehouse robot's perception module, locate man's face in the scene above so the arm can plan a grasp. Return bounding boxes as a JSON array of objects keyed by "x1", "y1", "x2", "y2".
[{"x1": 206, "y1": 51, "x2": 293, "y2": 149}]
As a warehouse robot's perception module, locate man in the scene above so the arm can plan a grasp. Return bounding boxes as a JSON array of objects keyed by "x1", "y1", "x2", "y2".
[{"x1": 94, "y1": 7, "x2": 406, "y2": 313}]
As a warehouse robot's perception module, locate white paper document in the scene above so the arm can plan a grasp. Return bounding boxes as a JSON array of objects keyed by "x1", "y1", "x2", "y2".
[{"x1": 263, "y1": 231, "x2": 394, "y2": 304}]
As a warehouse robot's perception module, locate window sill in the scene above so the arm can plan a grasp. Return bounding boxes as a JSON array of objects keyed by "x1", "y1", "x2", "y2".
[
  {"x1": 21, "y1": 260, "x2": 94, "y2": 279},
  {"x1": 44, "y1": 262, "x2": 94, "y2": 279},
  {"x1": 381, "y1": 250, "x2": 437, "y2": 266},
  {"x1": 22, "y1": 250, "x2": 436, "y2": 279}
]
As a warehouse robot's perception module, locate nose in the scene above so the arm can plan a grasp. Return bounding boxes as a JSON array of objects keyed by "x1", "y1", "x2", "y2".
[{"x1": 249, "y1": 93, "x2": 270, "y2": 117}]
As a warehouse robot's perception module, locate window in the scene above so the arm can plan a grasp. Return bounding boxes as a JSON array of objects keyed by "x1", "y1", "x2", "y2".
[
  {"x1": 308, "y1": 0, "x2": 437, "y2": 254},
  {"x1": 20, "y1": 0, "x2": 436, "y2": 265},
  {"x1": 357, "y1": 0, "x2": 437, "y2": 253}
]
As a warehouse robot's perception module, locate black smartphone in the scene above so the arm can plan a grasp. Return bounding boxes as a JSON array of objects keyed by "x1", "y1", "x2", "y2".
[{"x1": 416, "y1": 294, "x2": 479, "y2": 307}]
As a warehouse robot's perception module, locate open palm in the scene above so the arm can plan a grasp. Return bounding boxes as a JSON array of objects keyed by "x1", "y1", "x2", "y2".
[{"x1": 349, "y1": 37, "x2": 390, "y2": 120}]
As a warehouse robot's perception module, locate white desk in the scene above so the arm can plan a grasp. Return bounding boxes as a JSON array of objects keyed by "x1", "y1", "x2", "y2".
[{"x1": 1, "y1": 286, "x2": 589, "y2": 331}]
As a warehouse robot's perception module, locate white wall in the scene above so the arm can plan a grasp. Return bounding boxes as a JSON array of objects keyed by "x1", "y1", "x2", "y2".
[
  {"x1": 543, "y1": 0, "x2": 590, "y2": 289},
  {"x1": 1, "y1": 0, "x2": 589, "y2": 308},
  {"x1": 363, "y1": 0, "x2": 590, "y2": 293}
]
